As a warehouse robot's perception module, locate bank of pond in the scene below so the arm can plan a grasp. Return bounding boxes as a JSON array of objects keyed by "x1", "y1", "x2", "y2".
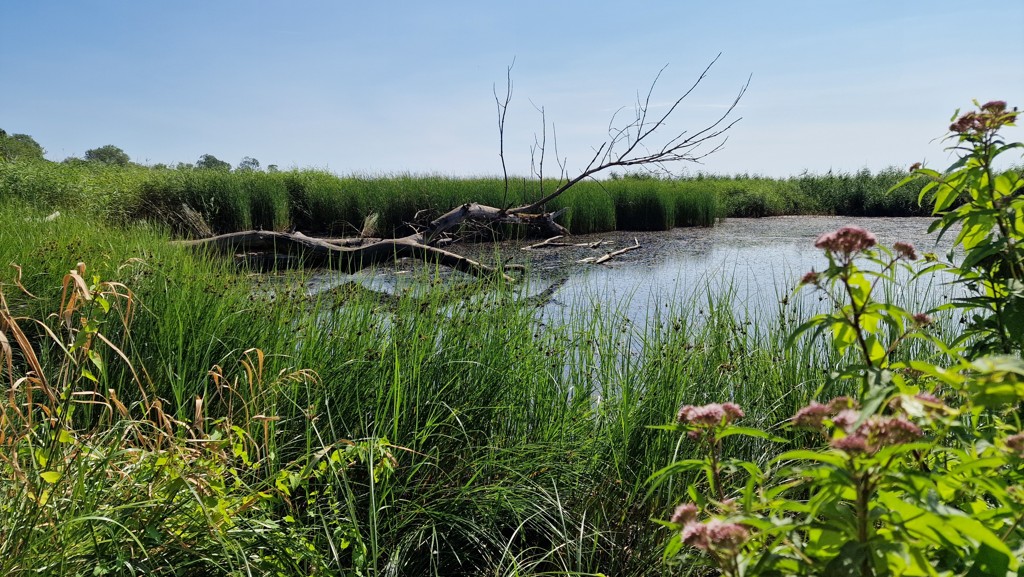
[{"x1": 0, "y1": 159, "x2": 928, "y2": 237}]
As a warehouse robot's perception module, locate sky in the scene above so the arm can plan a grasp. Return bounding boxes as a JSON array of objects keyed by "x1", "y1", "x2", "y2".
[{"x1": 2, "y1": 1, "x2": 1023, "y2": 178}]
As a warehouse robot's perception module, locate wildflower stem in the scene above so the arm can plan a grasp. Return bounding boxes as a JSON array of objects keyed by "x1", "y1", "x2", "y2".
[
  {"x1": 839, "y1": 269, "x2": 876, "y2": 370},
  {"x1": 709, "y1": 432, "x2": 725, "y2": 502}
]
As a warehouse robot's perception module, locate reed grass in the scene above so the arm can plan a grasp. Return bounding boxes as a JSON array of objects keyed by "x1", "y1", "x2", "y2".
[
  {"x1": 241, "y1": 170, "x2": 290, "y2": 231},
  {"x1": 1, "y1": 159, "x2": 928, "y2": 238}
]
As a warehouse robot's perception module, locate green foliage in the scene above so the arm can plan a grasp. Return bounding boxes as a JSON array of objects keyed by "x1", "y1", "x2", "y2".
[
  {"x1": 792, "y1": 168, "x2": 928, "y2": 217},
  {"x1": 718, "y1": 178, "x2": 809, "y2": 217},
  {"x1": 656, "y1": 102, "x2": 1024, "y2": 577},
  {"x1": 607, "y1": 178, "x2": 676, "y2": 230},
  {"x1": 673, "y1": 181, "x2": 720, "y2": 227},
  {"x1": 84, "y1": 144, "x2": 131, "y2": 166},
  {"x1": 0, "y1": 159, "x2": 147, "y2": 217},
  {"x1": 283, "y1": 169, "x2": 358, "y2": 235},
  {"x1": 0, "y1": 154, "x2": 930, "y2": 236},
  {"x1": 0, "y1": 129, "x2": 45, "y2": 161},
  {"x1": 548, "y1": 180, "x2": 617, "y2": 233},
  {"x1": 196, "y1": 153, "x2": 231, "y2": 171},
  {"x1": 236, "y1": 156, "x2": 260, "y2": 172},
  {"x1": 904, "y1": 100, "x2": 1023, "y2": 355}
]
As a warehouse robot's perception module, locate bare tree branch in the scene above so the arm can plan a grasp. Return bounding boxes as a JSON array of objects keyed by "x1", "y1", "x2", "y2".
[
  {"x1": 495, "y1": 59, "x2": 514, "y2": 208},
  {"x1": 511, "y1": 53, "x2": 748, "y2": 214}
]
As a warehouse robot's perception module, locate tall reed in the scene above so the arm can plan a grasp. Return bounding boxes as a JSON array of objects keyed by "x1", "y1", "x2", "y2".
[{"x1": 2, "y1": 159, "x2": 932, "y2": 237}]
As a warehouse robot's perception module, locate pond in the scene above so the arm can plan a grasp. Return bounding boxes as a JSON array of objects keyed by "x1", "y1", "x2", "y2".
[
  {"x1": 313, "y1": 216, "x2": 958, "y2": 324},
  {"x1": 542, "y1": 216, "x2": 957, "y2": 322}
]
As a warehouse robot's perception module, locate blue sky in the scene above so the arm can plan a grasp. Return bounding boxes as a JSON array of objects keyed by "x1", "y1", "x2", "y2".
[{"x1": 2, "y1": 1, "x2": 1022, "y2": 177}]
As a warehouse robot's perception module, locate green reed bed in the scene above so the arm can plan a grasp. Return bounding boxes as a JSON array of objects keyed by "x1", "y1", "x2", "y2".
[
  {"x1": 678, "y1": 168, "x2": 928, "y2": 218},
  {"x1": 672, "y1": 181, "x2": 720, "y2": 227},
  {"x1": 1, "y1": 159, "x2": 932, "y2": 237},
  {"x1": 132, "y1": 168, "x2": 254, "y2": 234},
  {"x1": 240, "y1": 170, "x2": 290, "y2": 231},
  {"x1": 0, "y1": 158, "x2": 149, "y2": 217},
  {"x1": 790, "y1": 167, "x2": 928, "y2": 216},
  {"x1": 282, "y1": 169, "x2": 358, "y2": 235},
  {"x1": 1, "y1": 206, "x2": 891, "y2": 576}
]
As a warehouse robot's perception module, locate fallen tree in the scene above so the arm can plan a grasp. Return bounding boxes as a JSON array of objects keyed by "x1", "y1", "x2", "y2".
[{"x1": 180, "y1": 55, "x2": 748, "y2": 277}]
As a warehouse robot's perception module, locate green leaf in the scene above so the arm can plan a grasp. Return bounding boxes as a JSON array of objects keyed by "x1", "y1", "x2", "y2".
[
  {"x1": 967, "y1": 355, "x2": 1024, "y2": 408},
  {"x1": 847, "y1": 273, "x2": 871, "y2": 309},
  {"x1": 965, "y1": 543, "x2": 1012, "y2": 577},
  {"x1": 647, "y1": 459, "x2": 707, "y2": 484},
  {"x1": 933, "y1": 180, "x2": 962, "y2": 213},
  {"x1": 771, "y1": 449, "x2": 847, "y2": 467},
  {"x1": 718, "y1": 426, "x2": 787, "y2": 443},
  {"x1": 88, "y1": 349, "x2": 105, "y2": 374},
  {"x1": 864, "y1": 335, "x2": 886, "y2": 365},
  {"x1": 957, "y1": 214, "x2": 996, "y2": 250},
  {"x1": 823, "y1": 541, "x2": 871, "y2": 577},
  {"x1": 785, "y1": 314, "x2": 829, "y2": 348},
  {"x1": 832, "y1": 320, "x2": 859, "y2": 352},
  {"x1": 888, "y1": 172, "x2": 928, "y2": 195}
]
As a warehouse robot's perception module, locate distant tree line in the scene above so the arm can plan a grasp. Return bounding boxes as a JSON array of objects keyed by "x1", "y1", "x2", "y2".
[{"x1": 0, "y1": 127, "x2": 271, "y2": 172}]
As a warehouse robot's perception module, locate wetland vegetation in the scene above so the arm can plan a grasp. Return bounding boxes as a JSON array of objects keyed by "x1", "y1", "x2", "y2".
[
  {"x1": 0, "y1": 158, "x2": 930, "y2": 236},
  {"x1": 0, "y1": 101, "x2": 1020, "y2": 576}
]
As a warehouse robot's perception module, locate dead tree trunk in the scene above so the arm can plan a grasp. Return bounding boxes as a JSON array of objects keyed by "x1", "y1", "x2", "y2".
[
  {"x1": 176, "y1": 230, "x2": 521, "y2": 280},
  {"x1": 181, "y1": 55, "x2": 748, "y2": 278}
]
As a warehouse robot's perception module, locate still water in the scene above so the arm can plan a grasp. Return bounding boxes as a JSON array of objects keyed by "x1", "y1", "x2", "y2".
[
  {"x1": 539, "y1": 216, "x2": 957, "y2": 322},
  {"x1": 317, "y1": 216, "x2": 958, "y2": 322}
]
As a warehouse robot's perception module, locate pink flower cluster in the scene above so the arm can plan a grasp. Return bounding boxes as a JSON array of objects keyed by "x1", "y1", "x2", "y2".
[
  {"x1": 950, "y1": 101, "x2": 1019, "y2": 135},
  {"x1": 829, "y1": 412, "x2": 924, "y2": 454},
  {"x1": 814, "y1": 226, "x2": 877, "y2": 257},
  {"x1": 672, "y1": 503, "x2": 750, "y2": 554},
  {"x1": 677, "y1": 402, "x2": 745, "y2": 427},
  {"x1": 800, "y1": 270, "x2": 821, "y2": 286},
  {"x1": 671, "y1": 503, "x2": 699, "y2": 525},
  {"x1": 682, "y1": 519, "x2": 750, "y2": 552},
  {"x1": 794, "y1": 396, "x2": 926, "y2": 453},
  {"x1": 791, "y1": 396, "x2": 856, "y2": 430},
  {"x1": 893, "y1": 241, "x2": 918, "y2": 260}
]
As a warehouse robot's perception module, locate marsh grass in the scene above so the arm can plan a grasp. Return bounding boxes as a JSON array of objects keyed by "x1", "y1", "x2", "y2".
[
  {"x1": 241, "y1": 170, "x2": 290, "y2": 231},
  {"x1": 2, "y1": 160, "x2": 926, "y2": 238},
  {"x1": 791, "y1": 167, "x2": 928, "y2": 216}
]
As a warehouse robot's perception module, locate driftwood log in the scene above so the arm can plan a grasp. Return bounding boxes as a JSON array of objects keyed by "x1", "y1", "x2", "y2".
[{"x1": 175, "y1": 202, "x2": 570, "y2": 280}]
